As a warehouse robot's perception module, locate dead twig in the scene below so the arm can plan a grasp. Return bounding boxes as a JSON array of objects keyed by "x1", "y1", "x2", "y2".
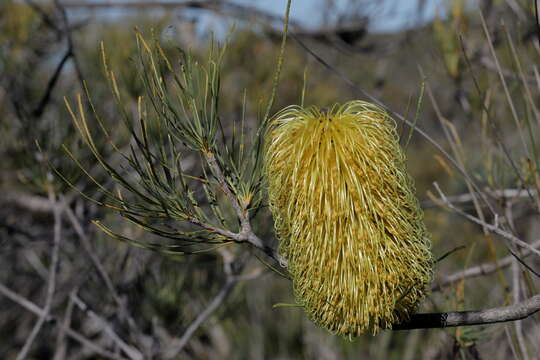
[
  {"x1": 433, "y1": 182, "x2": 540, "y2": 258},
  {"x1": 163, "y1": 248, "x2": 238, "y2": 359},
  {"x1": 54, "y1": 0, "x2": 85, "y2": 89},
  {"x1": 62, "y1": 202, "x2": 145, "y2": 346},
  {"x1": 423, "y1": 188, "x2": 538, "y2": 208},
  {"x1": 432, "y1": 239, "x2": 540, "y2": 291},
  {"x1": 70, "y1": 293, "x2": 143, "y2": 360},
  {"x1": 164, "y1": 279, "x2": 237, "y2": 359},
  {"x1": 53, "y1": 291, "x2": 76, "y2": 360},
  {"x1": 16, "y1": 188, "x2": 63, "y2": 360},
  {"x1": 0, "y1": 282, "x2": 127, "y2": 360},
  {"x1": 32, "y1": 49, "x2": 71, "y2": 118}
]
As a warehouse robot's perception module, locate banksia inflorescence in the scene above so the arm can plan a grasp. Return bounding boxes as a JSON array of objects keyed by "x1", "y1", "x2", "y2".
[{"x1": 265, "y1": 101, "x2": 432, "y2": 336}]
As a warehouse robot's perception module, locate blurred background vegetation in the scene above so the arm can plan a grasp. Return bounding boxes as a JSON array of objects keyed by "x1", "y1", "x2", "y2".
[{"x1": 1, "y1": 0, "x2": 540, "y2": 359}]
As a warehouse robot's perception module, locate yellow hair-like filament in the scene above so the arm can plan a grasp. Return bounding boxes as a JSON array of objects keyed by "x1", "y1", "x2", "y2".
[{"x1": 265, "y1": 101, "x2": 432, "y2": 336}]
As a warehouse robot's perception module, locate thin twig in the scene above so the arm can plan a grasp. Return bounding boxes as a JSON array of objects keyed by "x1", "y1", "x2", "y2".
[
  {"x1": 433, "y1": 182, "x2": 540, "y2": 258},
  {"x1": 0, "y1": 282, "x2": 44, "y2": 317},
  {"x1": 164, "y1": 248, "x2": 238, "y2": 359},
  {"x1": 423, "y1": 188, "x2": 538, "y2": 208},
  {"x1": 513, "y1": 256, "x2": 530, "y2": 360},
  {"x1": 0, "y1": 282, "x2": 127, "y2": 360},
  {"x1": 17, "y1": 188, "x2": 63, "y2": 360},
  {"x1": 506, "y1": 198, "x2": 531, "y2": 360},
  {"x1": 33, "y1": 49, "x2": 71, "y2": 118},
  {"x1": 63, "y1": 202, "x2": 144, "y2": 343},
  {"x1": 53, "y1": 291, "x2": 76, "y2": 360},
  {"x1": 70, "y1": 293, "x2": 143, "y2": 360},
  {"x1": 164, "y1": 279, "x2": 236, "y2": 359},
  {"x1": 2, "y1": 191, "x2": 66, "y2": 214},
  {"x1": 432, "y1": 239, "x2": 540, "y2": 291},
  {"x1": 479, "y1": 11, "x2": 529, "y2": 157},
  {"x1": 64, "y1": 205, "x2": 121, "y2": 304},
  {"x1": 54, "y1": 0, "x2": 85, "y2": 89}
]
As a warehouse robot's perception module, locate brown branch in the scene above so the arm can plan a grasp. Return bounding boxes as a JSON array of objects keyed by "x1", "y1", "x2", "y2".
[
  {"x1": 26, "y1": 0, "x2": 86, "y2": 118},
  {"x1": 59, "y1": 0, "x2": 369, "y2": 47},
  {"x1": 53, "y1": 292, "x2": 75, "y2": 360},
  {"x1": 394, "y1": 294, "x2": 540, "y2": 330},
  {"x1": 2, "y1": 191, "x2": 66, "y2": 214}
]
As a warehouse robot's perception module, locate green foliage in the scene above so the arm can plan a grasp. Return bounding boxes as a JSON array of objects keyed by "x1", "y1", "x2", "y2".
[{"x1": 64, "y1": 34, "x2": 238, "y2": 253}]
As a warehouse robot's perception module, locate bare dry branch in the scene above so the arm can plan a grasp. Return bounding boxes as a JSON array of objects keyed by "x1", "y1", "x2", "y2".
[
  {"x1": 433, "y1": 182, "x2": 540, "y2": 258},
  {"x1": 0, "y1": 282, "x2": 126, "y2": 360},
  {"x1": 432, "y1": 239, "x2": 540, "y2": 291},
  {"x1": 423, "y1": 188, "x2": 538, "y2": 208},
  {"x1": 70, "y1": 293, "x2": 143, "y2": 360},
  {"x1": 17, "y1": 189, "x2": 63, "y2": 360},
  {"x1": 33, "y1": 49, "x2": 72, "y2": 118},
  {"x1": 53, "y1": 292, "x2": 75, "y2": 360},
  {"x1": 59, "y1": 0, "x2": 294, "y2": 26},
  {"x1": 62, "y1": 202, "x2": 145, "y2": 345},
  {"x1": 163, "y1": 248, "x2": 238, "y2": 359},
  {"x1": 164, "y1": 279, "x2": 236, "y2": 359}
]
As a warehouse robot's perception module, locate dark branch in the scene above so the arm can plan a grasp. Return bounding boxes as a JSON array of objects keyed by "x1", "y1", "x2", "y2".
[
  {"x1": 394, "y1": 294, "x2": 540, "y2": 330},
  {"x1": 33, "y1": 49, "x2": 71, "y2": 118}
]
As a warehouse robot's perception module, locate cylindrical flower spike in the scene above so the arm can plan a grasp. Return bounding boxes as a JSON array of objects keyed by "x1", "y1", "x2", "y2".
[{"x1": 265, "y1": 101, "x2": 433, "y2": 336}]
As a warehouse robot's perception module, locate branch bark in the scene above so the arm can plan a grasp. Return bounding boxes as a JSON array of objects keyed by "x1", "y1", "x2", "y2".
[
  {"x1": 203, "y1": 152, "x2": 287, "y2": 265},
  {"x1": 394, "y1": 294, "x2": 540, "y2": 329}
]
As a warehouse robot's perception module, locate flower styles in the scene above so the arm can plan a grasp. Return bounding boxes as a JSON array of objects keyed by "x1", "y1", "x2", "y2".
[{"x1": 265, "y1": 101, "x2": 432, "y2": 336}]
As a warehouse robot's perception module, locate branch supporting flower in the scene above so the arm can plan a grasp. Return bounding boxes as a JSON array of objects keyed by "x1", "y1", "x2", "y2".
[
  {"x1": 394, "y1": 294, "x2": 540, "y2": 330},
  {"x1": 204, "y1": 151, "x2": 287, "y2": 265}
]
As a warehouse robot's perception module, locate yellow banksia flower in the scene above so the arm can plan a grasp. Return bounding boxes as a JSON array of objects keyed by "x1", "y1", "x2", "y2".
[{"x1": 265, "y1": 101, "x2": 432, "y2": 336}]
